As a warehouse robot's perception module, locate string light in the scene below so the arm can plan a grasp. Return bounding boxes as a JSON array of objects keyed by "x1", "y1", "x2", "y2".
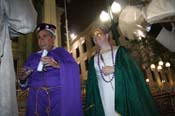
[
  {"x1": 146, "y1": 78, "x2": 150, "y2": 83},
  {"x1": 165, "y1": 62, "x2": 171, "y2": 67},
  {"x1": 157, "y1": 65, "x2": 162, "y2": 70},
  {"x1": 150, "y1": 64, "x2": 156, "y2": 70},
  {"x1": 158, "y1": 61, "x2": 164, "y2": 66}
]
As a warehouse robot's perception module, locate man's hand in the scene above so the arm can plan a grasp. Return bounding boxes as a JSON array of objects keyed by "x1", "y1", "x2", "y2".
[
  {"x1": 18, "y1": 67, "x2": 33, "y2": 80},
  {"x1": 41, "y1": 56, "x2": 60, "y2": 68}
]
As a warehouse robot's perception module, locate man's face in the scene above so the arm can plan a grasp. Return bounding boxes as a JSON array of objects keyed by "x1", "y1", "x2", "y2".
[{"x1": 37, "y1": 30, "x2": 55, "y2": 50}]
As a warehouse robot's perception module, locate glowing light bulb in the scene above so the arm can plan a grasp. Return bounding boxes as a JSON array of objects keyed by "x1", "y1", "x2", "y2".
[
  {"x1": 111, "y1": 2, "x2": 121, "y2": 14},
  {"x1": 100, "y1": 11, "x2": 110, "y2": 22}
]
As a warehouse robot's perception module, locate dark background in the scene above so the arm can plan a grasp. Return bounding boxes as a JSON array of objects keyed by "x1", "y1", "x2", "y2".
[
  {"x1": 56, "y1": 0, "x2": 106, "y2": 45},
  {"x1": 57, "y1": 0, "x2": 106, "y2": 33}
]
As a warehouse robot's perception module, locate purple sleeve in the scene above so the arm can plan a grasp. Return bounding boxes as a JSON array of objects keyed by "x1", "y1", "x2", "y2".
[{"x1": 19, "y1": 53, "x2": 37, "y2": 90}]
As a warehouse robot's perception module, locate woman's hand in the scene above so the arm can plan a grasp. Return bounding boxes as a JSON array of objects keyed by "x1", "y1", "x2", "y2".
[{"x1": 101, "y1": 66, "x2": 114, "y2": 75}]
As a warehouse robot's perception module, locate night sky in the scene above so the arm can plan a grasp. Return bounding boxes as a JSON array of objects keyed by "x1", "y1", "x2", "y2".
[
  {"x1": 56, "y1": 0, "x2": 107, "y2": 45},
  {"x1": 66, "y1": 0, "x2": 106, "y2": 33},
  {"x1": 62, "y1": 0, "x2": 142, "y2": 33}
]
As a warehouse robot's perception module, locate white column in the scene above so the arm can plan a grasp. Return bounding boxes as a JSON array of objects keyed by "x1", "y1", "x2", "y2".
[{"x1": 43, "y1": 0, "x2": 59, "y2": 46}]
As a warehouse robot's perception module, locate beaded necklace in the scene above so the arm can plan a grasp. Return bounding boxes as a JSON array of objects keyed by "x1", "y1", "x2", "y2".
[{"x1": 97, "y1": 44, "x2": 115, "y2": 83}]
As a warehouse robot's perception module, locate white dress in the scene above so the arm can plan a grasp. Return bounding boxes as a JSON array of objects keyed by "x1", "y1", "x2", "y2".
[{"x1": 94, "y1": 47, "x2": 119, "y2": 116}]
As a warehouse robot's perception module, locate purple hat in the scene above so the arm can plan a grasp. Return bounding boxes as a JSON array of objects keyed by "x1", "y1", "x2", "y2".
[{"x1": 36, "y1": 23, "x2": 56, "y2": 36}]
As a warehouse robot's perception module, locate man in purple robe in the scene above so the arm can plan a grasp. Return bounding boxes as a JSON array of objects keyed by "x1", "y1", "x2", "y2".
[{"x1": 18, "y1": 23, "x2": 83, "y2": 116}]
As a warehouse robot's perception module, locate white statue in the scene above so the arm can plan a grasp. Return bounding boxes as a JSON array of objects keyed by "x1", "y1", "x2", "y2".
[{"x1": 0, "y1": 0, "x2": 37, "y2": 115}]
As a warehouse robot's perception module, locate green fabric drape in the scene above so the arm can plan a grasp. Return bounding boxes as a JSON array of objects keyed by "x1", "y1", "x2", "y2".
[{"x1": 85, "y1": 46, "x2": 159, "y2": 116}]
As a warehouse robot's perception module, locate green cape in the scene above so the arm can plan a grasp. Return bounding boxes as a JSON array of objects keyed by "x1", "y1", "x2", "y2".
[{"x1": 85, "y1": 46, "x2": 159, "y2": 116}]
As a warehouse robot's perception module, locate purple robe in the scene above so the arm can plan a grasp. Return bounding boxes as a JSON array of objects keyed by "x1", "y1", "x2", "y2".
[{"x1": 20, "y1": 47, "x2": 83, "y2": 116}]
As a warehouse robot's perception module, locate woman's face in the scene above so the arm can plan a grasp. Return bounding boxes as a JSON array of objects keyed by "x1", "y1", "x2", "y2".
[
  {"x1": 37, "y1": 30, "x2": 55, "y2": 50},
  {"x1": 93, "y1": 29, "x2": 108, "y2": 46}
]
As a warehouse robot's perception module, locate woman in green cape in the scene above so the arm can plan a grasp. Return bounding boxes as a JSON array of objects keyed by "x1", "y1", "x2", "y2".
[{"x1": 85, "y1": 27, "x2": 159, "y2": 116}]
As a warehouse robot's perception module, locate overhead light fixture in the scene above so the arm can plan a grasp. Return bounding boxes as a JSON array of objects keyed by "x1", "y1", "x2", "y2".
[
  {"x1": 100, "y1": 11, "x2": 110, "y2": 22},
  {"x1": 111, "y1": 2, "x2": 121, "y2": 14}
]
